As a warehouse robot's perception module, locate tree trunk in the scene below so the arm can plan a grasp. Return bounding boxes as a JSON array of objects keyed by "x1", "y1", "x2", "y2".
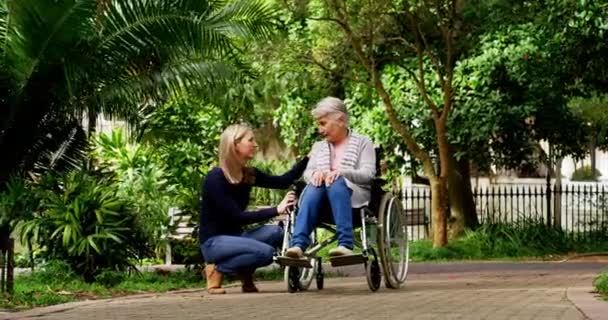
[
  {"x1": 590, "y1": 134, "x2": 597, "y2": 176},
  {"x1": 87, "y1": 110, "x2": 98, "y2": 137},
  {"x1": 447, "y1": 156, "x2": 479, "y2": 238},
  {"x1": 553, "y1": 157, "x2": 563, "y2": 228},
  {"x1": 0, "y1": 225, "x2": 9, "y2": 242},
  {"x1": 430, "y1": 177, "x2": 448, "y2": 247}
]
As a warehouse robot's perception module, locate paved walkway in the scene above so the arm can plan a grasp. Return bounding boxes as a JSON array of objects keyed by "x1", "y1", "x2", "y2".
[{"x1": 2, "y1": 262, "x2": 607, "y2": 320}]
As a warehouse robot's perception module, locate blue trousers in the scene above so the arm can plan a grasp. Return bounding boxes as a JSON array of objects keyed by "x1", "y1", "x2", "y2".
[
  {"x1": 200, "y1": 224, "x2": 283, "y2": 274},
  {"x1": 290, "y1": 177, "x2": 353, "y2": 249}
]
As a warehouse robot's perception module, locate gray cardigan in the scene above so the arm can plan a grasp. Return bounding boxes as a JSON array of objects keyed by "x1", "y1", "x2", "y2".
[{"x1": 303, "y1": 131, "x2": 376, "y2": 207}]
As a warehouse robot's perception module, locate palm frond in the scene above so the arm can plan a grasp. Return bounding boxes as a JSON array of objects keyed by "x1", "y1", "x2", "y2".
[
  {"x1": 208, "y1": 0, "x2": 278, "y2": 40},
  {"x1": 98, "y1": 58, "x2": 248, "y2": 117},
  {"x1": 6, "y1": 0, "x2": 97, "y2": 85},
  {"x1": 33, "y1": 126, "x2": 89, "y2": 173},
  {"x1": 100, "y1": 1, "x2": 231, "y2": 61},
  {"x1": 24, "y1": 114, "x2": 89, "y2": 176},
  {"x1": 1, "y1": 0, "x2": 278, "y2": 180},
  {"x1": 0, "y1": 1, "x2": 9, "y2": 58},
  {"x1": 99, "y1": 0, "x2": 277, "y2": 62}
]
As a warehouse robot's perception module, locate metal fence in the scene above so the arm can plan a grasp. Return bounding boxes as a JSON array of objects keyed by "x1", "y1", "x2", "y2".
[
  {"x1": 403, "y1": 184, "x2": 608, "y2": 241},
  {"x1": 0, "y1": 237, "x2": 14, "y2": 295},
  {"x1": 402, "y1": 187, "x2": 432, "y2": 241}
]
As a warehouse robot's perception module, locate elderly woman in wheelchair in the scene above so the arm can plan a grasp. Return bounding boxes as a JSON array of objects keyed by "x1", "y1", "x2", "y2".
[
  {"x1": 284, "y1": 97, "x2": 376, "y2": 259},
  {"x1": 278, "y1": 97, "x2": 409, "y2": 292}
]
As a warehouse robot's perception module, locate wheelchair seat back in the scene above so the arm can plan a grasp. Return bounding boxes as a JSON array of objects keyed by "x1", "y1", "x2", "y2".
[{"x1": 368, "y1": 146, "x2": 386, "y2": 215}]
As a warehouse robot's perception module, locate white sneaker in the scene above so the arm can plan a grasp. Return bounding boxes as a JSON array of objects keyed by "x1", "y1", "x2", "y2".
[
  {"x1": 285, "y1": 246, "x2": 304, "y2": 259},
  {"x1": 329, "y1": 245, "x2": 354, "y2": 257}
]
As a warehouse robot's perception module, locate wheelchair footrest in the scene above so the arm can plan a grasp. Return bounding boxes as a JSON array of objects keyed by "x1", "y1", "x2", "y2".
[
  {"x1": 329, "y1": 254, "x2": 365, "y2": 267},
  {"x1": 275, "y1": 256, "x2": 313, "y2": 268}
]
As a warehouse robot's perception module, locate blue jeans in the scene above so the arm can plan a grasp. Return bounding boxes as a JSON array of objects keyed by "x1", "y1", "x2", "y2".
[
  {"x1": 291, "y1": 177, "x2": 353, "y2": 249},
  {"x1": 200, "y1": 224, "x2": 283, "y2": 274}
]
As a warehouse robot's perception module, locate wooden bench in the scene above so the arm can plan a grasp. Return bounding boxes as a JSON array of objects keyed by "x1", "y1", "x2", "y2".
[
  {"x1": 404, "y1": 208, "x2": 430, "y2": 238},
  {"x1": 165, "y1": 208, "x2": 195, "y2": 265},
  {"x1": 0, "y1": 236, "x2": 14, "y2": 294}
]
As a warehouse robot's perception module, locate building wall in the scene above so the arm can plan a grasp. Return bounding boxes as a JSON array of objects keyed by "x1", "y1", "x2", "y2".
[
  {"x1": 81, "y1": 113, "x2": 127, "y2": 135},
  {"x1": 561, "y1": 150, "x2": 608, "y2": 182}
]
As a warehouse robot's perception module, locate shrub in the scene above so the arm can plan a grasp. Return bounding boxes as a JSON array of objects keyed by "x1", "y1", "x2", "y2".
[
  {"x1": 95, "y1": 270, "x2": 126, "y2": 287},
  {"x1": 0, "y1": 175, "x2": 40, "y2": 235},
  {"x1": 571, "y1": 165, "x2": 602, "y2": 181},
  {"x1": 249, "y1": 160, "x2": 292, "y2": 206},
  {"x1": 169, "y1": 238, "x2": 202, "y2": 265},
  {"x1": 16, "y1": 170, "x2": 151, "y2": 282},
  {"x1": 30, "y1": 260, "x2": 78, "y2": 284},
  {"x1": 594, "y1": 270, "x2": 608, "y2": 299}
]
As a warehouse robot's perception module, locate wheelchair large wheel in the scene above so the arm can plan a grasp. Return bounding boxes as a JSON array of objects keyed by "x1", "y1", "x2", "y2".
[{"x1": 377, "y1": 193, "x2": 409, "y2": 289}]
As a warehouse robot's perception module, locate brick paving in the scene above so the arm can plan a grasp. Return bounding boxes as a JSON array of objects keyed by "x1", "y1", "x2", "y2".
[{"x1": 2, "y1": 262, "x2": 607, "y2": 320}]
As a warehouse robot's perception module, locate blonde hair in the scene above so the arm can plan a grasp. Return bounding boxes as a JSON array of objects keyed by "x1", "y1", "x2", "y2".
[
  {"x1": 311, "y1": 97, "x2": 349, "y2": 125},
  {"x1": 218, "y1": 124, "x2": 254, "y2": 184}
]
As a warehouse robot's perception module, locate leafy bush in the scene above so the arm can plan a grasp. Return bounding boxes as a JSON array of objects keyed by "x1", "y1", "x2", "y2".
[
  {"x1": 94, "y1": 130, "x2": 175, "y2": 250},
  {"x1": 249, "y1": 160, "x2": 292, "y2": 206},
  {"x1": 15, "y1": 170, "x2": 150, "y2": 282},
  {"x1": 28, "y1": 260, "x2": 78, "y2": 285},
  {"x1": 169, "y1": 238, "x2": 202, "y2": 265},
  {"x1": 571, "y1": 165, "x2": 602, "y2": 181},
  {"x1": 0, "y1": 175, "x2": 40, "y2": 235},
  {"x1": 594, "y1": 270, "x2": 608, "y2": 299},
  {"x1": 95, "y1": 270, "x2": 126, "y2": 287},
  {"x1": 13, "y1": 248, "x2": 45, "y2": 268}
]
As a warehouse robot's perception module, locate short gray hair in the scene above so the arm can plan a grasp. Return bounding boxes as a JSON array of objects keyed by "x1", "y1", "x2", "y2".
[{"x1": 311, "y1": 97, "x2": 349, "y2": 125}]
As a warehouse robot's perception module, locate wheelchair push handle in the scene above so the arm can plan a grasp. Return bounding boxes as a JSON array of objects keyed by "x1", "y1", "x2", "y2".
[
  {"x1": 286, "y1": 187, "x2": 297, "y2": 213},
  {"x1": 283, "y1": 183, "x2": 303, "y2": 214}
]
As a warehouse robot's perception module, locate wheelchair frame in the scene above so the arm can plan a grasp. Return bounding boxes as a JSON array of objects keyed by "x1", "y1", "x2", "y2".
[{"x1": 276, "y1": 184, "x2": 409, "y2": 292}]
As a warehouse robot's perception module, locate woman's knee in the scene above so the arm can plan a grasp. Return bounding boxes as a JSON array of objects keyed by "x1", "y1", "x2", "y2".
[
  {"x1": 300, "y1": 185, "x2": 326, "y2": 208},
  {"x1": 268, "y1": 224, "x2": 284, "y2": 245},
  {"x1": 257, "y1": 244, "x2": 275, "y2": 265},
  {"x1": 327, "y1": 177, "x2": 350, "y2": 196},
  {"x1": 200, "y1": 239, "x2": 216, "y2": 263}
]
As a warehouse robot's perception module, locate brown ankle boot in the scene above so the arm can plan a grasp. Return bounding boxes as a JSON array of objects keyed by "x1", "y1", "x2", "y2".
[
  {"x1": 237, "y1": 272, "x2": 259, "y2": 293},
  {"x1": 204, "y1": 264, "x2": 226, "y2": 294}
]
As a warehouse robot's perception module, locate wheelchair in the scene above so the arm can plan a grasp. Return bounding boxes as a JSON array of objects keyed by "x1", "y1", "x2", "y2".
[{"x1": 275, "y1": 149, "x2": 409, "y2": 292}]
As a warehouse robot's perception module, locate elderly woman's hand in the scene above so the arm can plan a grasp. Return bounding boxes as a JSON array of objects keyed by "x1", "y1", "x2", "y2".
[
  {"x1": 311, "y1": 171, "x2": 325, "y2": 187},
  {"x1": 324, "y1": 170, "x2": 340, "y2": 185}
]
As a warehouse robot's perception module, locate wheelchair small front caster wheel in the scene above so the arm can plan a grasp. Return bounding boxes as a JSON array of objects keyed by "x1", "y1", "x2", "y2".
[
  {"x1": 286, "y1": 267, "x2": 300, "y2": 293},
  {"x1": 316, "y1": 273, "x2": 324, "y2": 290},
  {"x1": 366, "y1": 261, "x2": 381, "y2": 291}
]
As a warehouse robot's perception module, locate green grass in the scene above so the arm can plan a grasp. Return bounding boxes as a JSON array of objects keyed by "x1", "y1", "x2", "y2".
[
  {"x1": 0, "y1": 261, "x2": 296, "y2": 311},
  {"x1": 2, "y1": 272, "x2": 203, "y2": 310},
  {"x1": 594, "y1": 270, "x2": 608, "y2": 300},
  {"x1": 1, "y1": 261, "x2": 203, "y2": 311}
]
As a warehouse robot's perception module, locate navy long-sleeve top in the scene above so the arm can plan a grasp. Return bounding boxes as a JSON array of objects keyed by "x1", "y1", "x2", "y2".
[{"x1": 198, "y1": 157, "x2": 309, "y2": 244}]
